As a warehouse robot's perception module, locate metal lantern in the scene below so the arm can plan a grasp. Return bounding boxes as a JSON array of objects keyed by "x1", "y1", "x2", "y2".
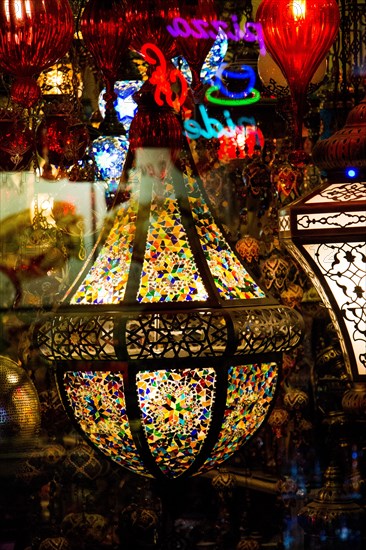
[{"x1": 280, "y1": 96, "x2": 366, "y2": 381}]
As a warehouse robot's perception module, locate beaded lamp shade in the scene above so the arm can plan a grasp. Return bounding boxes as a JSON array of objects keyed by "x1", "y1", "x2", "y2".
[
  {"x1": 35, "y1": 100, "x2": 303, "y2": 481},
  {"x1": 280, "y1": 95, "x2": 366, "y2": 382}
]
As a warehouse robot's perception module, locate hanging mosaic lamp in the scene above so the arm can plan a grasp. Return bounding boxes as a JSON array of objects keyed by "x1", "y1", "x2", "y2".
[
  {"x1": 98, "y1": 81, "x2": 144, "y2": 136},
  {"x1": 172, "y1": 30, "x2": 228, "y2": 90},
  {"x1": 91, "y1": 134, "x2": 130, "y2": 207},
  {"x1": 35, "y1": 90, "x2": 304, "y2": 481},
  {"x1": 80, "y1": 0, "x2": 131, "y2": 203}
]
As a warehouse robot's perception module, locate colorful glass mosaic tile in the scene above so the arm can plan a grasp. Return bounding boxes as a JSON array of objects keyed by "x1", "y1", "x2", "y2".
[
  {"x1": 64, "y1": 371, "x2": 149, "y2": 475},
  {"x1": 71, "y1": 200, "x2": 138, "y2": 304},
  {"x1": 198, "y1": 363, "x2": 277, "y2": 473},
  {"x1": 137, "y1": 180, "x2": 208, "y2": 303},
  {"x1": 185, "y1": 172, "x2": 266, "y2": 300},
  {"x1": 137, "y1": 368, "x2": 216, "y2": 478}
]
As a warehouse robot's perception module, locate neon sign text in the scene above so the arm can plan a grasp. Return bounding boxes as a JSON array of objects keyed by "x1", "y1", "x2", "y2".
[
  {"x1": 140, "y1": 43, "x2": 188, "y2": 110},
  {"x1": 205, "y1": 63, "x2": 260, "y2": 106},
  {"x1": 167, "y1": 16, "x2": 266, "y2": 55},
  {"x1": 183, "y1": 105, "x2": 259, "y2": 140}
]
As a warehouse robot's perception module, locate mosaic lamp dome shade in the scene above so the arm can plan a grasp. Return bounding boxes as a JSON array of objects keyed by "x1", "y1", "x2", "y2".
[{"x1": 36, "y1": 99, "x2": 304, "y2": 481}]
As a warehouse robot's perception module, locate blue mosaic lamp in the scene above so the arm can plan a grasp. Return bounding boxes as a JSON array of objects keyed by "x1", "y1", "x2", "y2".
[
  {"x1": 171, "y1": 30, "x2": 228, "y2": 88},
  {"x1": 98, "y1": 80, "x2": 143, "y2": 136},
  {"x1": 91, "y1": 134, "x2": 129, "y2": 206},
  {"x1": 36, "y1": 90, "x2": 304, "y2": 482}
]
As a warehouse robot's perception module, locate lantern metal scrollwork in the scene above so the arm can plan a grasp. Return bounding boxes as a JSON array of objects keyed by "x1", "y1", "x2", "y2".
[{"x1": 280, "y1": 97, "x2": 366, "y2": 381}]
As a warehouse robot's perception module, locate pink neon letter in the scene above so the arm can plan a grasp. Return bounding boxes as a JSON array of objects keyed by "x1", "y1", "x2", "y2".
[
  {"x1": 208, "y1": 20, "x2": 228, "y2": 40},
  {"x1": 243, "y1": 22, "x2": 266, "y2": 55},
  {"x1": 190, "y1": 19, "x2": 210, "y2": 39},
  {"x1": 166, "y1": 17, "x2": 192, "y2": 38}
]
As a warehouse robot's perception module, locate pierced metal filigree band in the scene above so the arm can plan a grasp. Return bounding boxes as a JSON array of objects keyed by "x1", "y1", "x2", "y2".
[
  {"x1": 297, "y1": 211, "x2": 366, "y2": 230},
  {"x1": 313, "y1": 182, "x2": 366, "y2": 202},
  {"x1": 36, "y1": 305, "x2": 304, "y2": 364}
]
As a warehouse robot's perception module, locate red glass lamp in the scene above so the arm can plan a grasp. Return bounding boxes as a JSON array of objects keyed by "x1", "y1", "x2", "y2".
[
  {"x1": 126, "y1": 0, "x2": 179, "y2": 60},
  {"x1": 173, "y1": 0, "x2": 217, "y2": 95},
  {"x1": 80, "y1": 0, "x2": 130, "y2": 134},
  {"x1": 256, "y1": 0, "x2": 340, "y2": 148},
  {"x1": 0, "y1": 0, "x2": 74, "y2": 108}
]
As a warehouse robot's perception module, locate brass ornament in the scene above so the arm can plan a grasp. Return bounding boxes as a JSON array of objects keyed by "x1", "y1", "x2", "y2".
[
  {"x1": 342, "y1": 384, "x2": 366, "y2": 416},
  {"x1": 211, "y1": 468, "x2": 236, "y2": 500},
  {"x1": 39, "y1": 538, "x2": 71, "y2": 550},
  {"x1": 235, "y1": 235, "x2": 260, "y2": 263},
  {"x1": 283, "y1": 387, "x2": 309, "y2": 411},
  {"x1": 280, "y1": 283, "x2": 304, "y2": 309},
  {"x1": 312, "y1": 95, "x2": 366, "y2": 170},
  {"x1": 298, "y1": 464, "x2": 366, "y2": 537}
]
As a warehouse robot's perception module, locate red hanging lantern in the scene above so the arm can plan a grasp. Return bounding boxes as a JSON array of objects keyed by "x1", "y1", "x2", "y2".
[
  {"x1": 0, "y1": 0, "x2": 74, "y2": 108},
  {"x1": 0, "y1": 115, "x2": 34, "y2": 171},
  {"x1": 129, "y1": 107, "x2": 182, "y2": 151},
  {"x1": 36, "y1": 114, "x2": 89, "y2": 173},
  {"x1": 256, "y1": 0, "x2": 340, "y2": 147},
  {"x1": 80, "y1": 0, "x2": 130, "y2": 112},
  {"x1": 173, "y1": 0, "x2": 217, "y2": 94},
  {"x1": 129, "y1": 101, "x2": 182, "y2": 178},
  {"x1": 126, "y1": 0, "x2": 179, "y2": 60}
]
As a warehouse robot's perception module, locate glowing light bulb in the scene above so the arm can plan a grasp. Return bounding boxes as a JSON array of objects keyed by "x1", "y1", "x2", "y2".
[
  {"x1": 5, "y1": 0, "x2": 14, "y2": 21},
  {"x1": 291, "y1": 0, "x2": 306, "y2": 21},
  {"x1": 24, "y1": 0, "x2": 32, "y2": 17},
  {"x1": 346, "y1": 168, "x2": 357, "y2": 178},
  {"x1": 30, "y1": 194, "x2": 56, "y2": 226}
]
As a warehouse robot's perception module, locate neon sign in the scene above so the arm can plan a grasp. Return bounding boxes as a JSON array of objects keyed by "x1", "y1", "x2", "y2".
[
  {"x1": 139, "y1": 45, "x2": 263, "y2": 146},
  {"x1": 206, "y1": 86, "x2": 260, "y2": 106},
  {"x1": 167, "y1": 16, "x2": 266, "y2": 55},
  {"x1": 205, "y1": 63, "x2": 260, "y2": 106},
  {"x1": 215, "y1": 64, "x2": 256, "y2": 97},
  {"x1": 140, "y1": 43, "x2": 188, "y2": 110},
  {"x1": 183, "y1": 105, "x2": 259, "y2": 140},
  {"x1": 141, "y1": 44, "x2": 260, "y2": 109}
]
